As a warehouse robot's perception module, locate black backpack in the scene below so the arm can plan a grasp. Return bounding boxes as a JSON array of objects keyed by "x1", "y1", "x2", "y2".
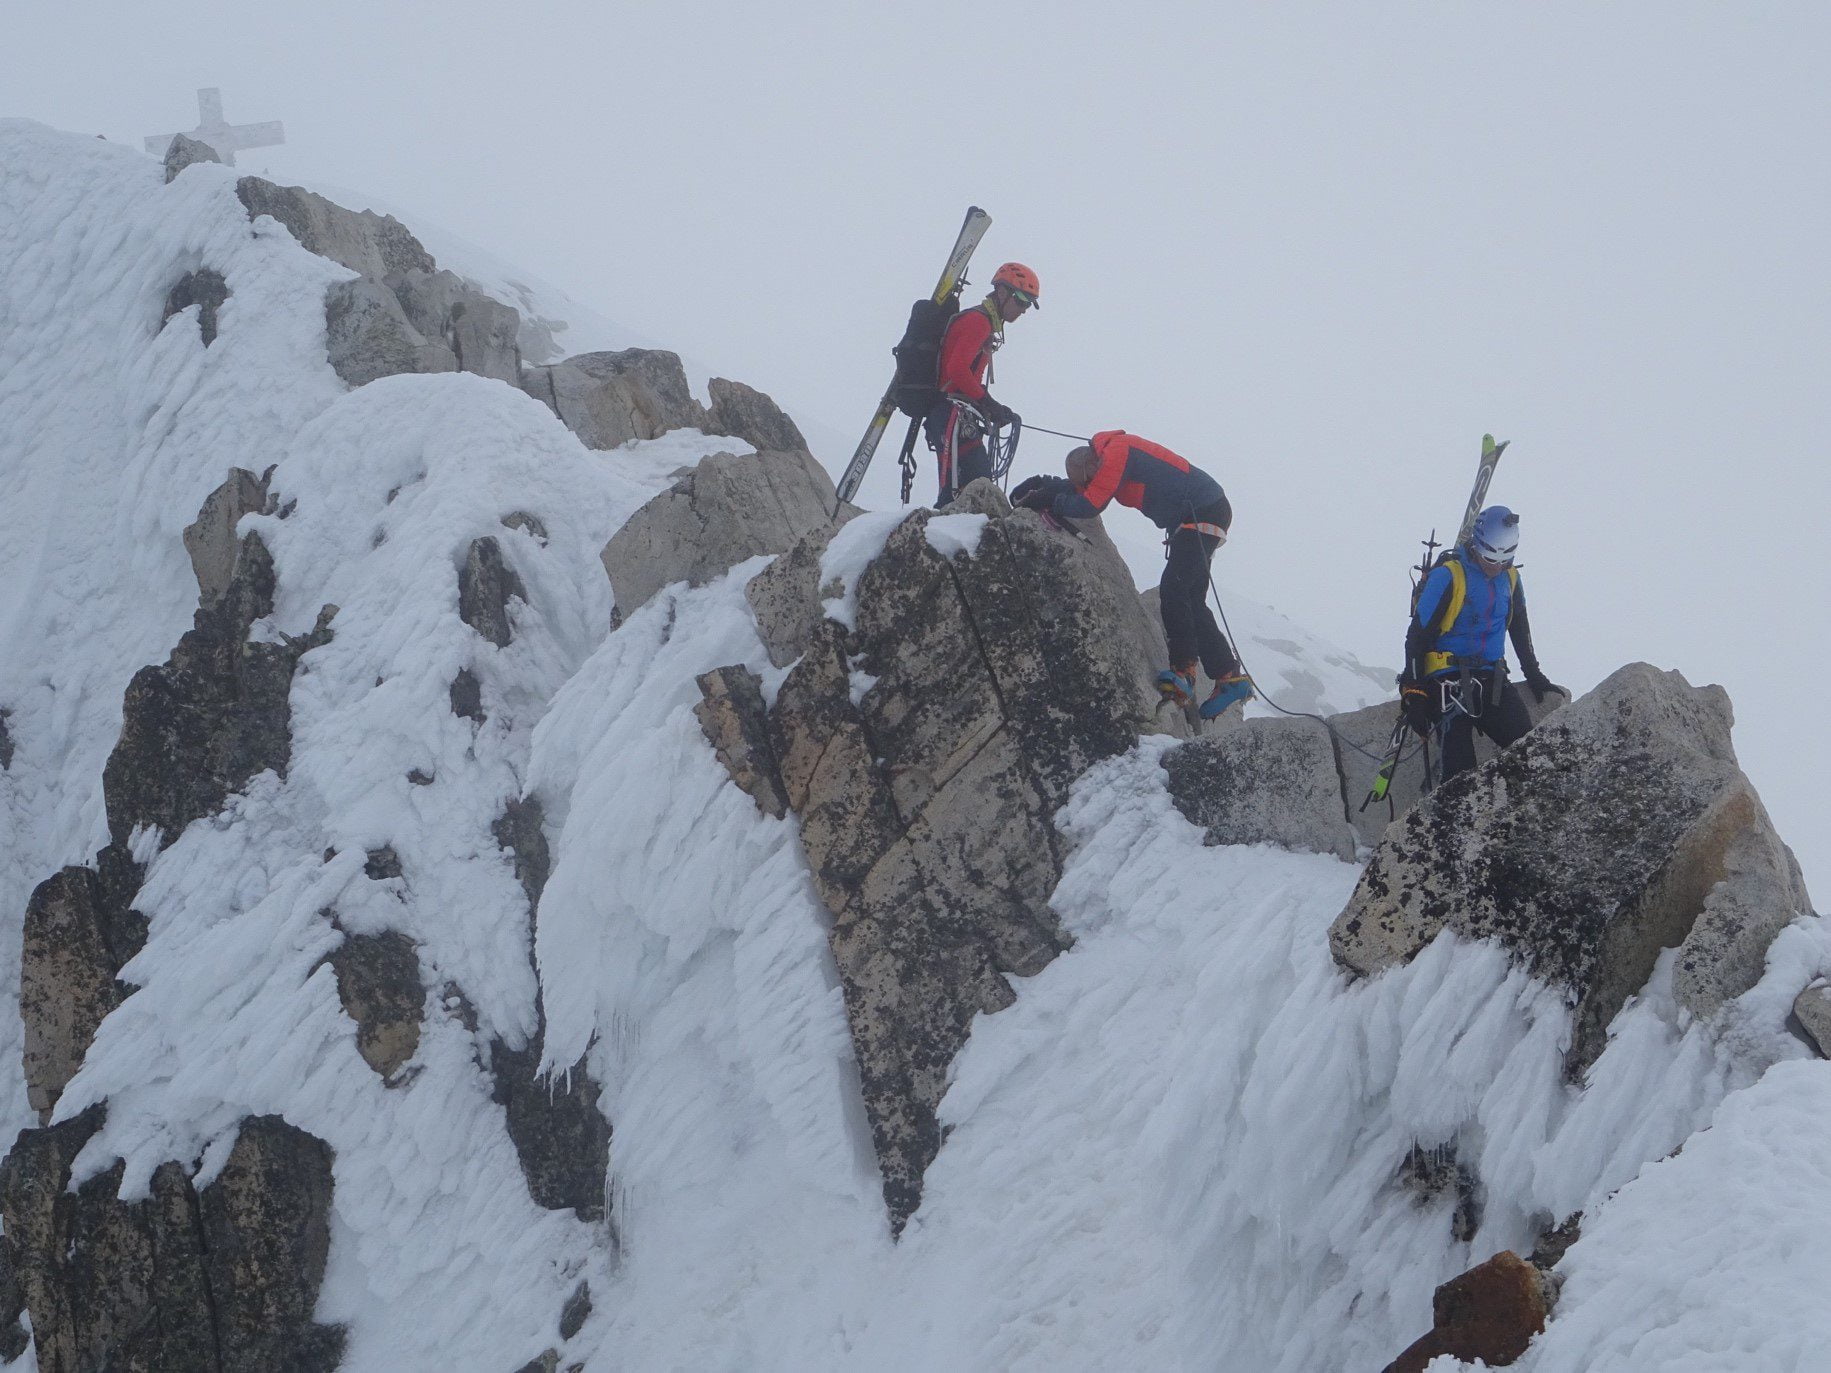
[{"x1": 890, "y1": 290, "x2": 961, "y2": 419}]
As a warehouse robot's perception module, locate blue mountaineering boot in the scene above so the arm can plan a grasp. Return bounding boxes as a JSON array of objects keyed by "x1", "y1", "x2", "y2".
[
  {"x1": 1155, "y1": 665, "x2": 1197, "y2": 706},
  {"x1": 1200, "y1": 673, "x2": 1254, "y2": 719}
]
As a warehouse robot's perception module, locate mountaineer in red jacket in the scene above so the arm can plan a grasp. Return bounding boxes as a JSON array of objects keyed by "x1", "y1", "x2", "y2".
[
  {"x1": 924, "y1": 262, "x2": 1038, "y2": 506},
  {"x1": 1014, "y1": 430, "x2": 1254, "y2": 719}
]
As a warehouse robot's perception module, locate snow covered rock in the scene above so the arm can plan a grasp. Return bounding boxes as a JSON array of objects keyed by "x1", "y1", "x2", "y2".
[
  {"x1": 706, "y1": 375, "x2": 810, "y2": 455},
  {"x1": 738, "y1": 500, "x2": 1178, "y2": 1227},
  {"x1": 1331, "y1": 663, "x2": 1814, "y2": 1071},
  {"x1": 1162, "y1": 716, "x2": 1358, "y2": 859},
  {"x1": 521, "y1": 347, "x2": 707, "y2": 451},
  {"x1": 1380, "y1": 1249, "x2": 1552, "y2": 1372},
  {"x1": 600, "y1": 446, "x2": 840, "y2": 619},
  {"x1": 744, "y1": 516, "x2": 855, "y2": 668},
  {"x1": 0, "y1": 1108, "x2": 343, "y2": 1372},
  {"x1": 458, "y1": 534, "x2": 529, "y2": 648}
]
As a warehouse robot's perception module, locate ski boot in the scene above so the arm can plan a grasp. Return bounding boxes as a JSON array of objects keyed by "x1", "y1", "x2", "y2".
[
  {"x1": 1200, "y1": 673, "x2": 1254, "y2": 719},
  {"x1": 1155, "y1": 666, "x2": 1197, "y2": 707}
]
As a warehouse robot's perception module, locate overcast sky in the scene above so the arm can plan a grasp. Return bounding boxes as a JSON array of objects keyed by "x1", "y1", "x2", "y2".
[{"x1": 8, "y1": 1, "x2": 1828, "y2": 893}]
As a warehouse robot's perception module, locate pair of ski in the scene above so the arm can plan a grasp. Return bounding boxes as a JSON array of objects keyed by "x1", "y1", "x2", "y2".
[
  {"x1": 1361, "y1": 434, "x2": 1509, "y2": 810},
  {"x1": 835, "y1": 207, "x2": 993, "y2": 510}
]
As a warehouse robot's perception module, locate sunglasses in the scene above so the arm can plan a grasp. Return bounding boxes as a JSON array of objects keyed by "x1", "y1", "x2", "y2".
[{"x1": 1009, "y1": 289, "x2": 1036, "y2": 308}]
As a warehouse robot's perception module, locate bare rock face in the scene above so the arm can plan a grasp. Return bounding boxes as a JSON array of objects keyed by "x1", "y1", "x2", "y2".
[
  {"x1": 721, "y1": 502, "x2": 1168, "y2": 1228},
  {"x1": 182, "y1": 466, "x2": 270, "y2": 606},
  {"x1": 324, "y1": 277, "x2": 458, "y2": 387},
  {"x1": 163, "y1": 268, "x2": 230, "y2": 347},
  {"x1": 522, "y1": 348, "x2": 707, "y2": 451},
  {"x1": 103, "y1": 533, "x2": 332, "y2": 852},
  {"x1": 600, "y1": 447, "x2": 842, "y2": 620},
  {"x1": 328, "y1": 931, "x2": 423, "y2": 1082},
  {"x1": 1162, "y1": 716, "x2": 1358, "y2": 859},
  {"x1": 1381, "y1": 1249, "x2": 1552, "y2": 1372},
  {"x1": 19, "y1": 867, "x2": 142, "y2": 1121},
  {"x1": 1792, "y1": 982, "x2": 1831, "y2": 1058},
  {"x1": 706, "y1": 376, "x2": 809, "y2": 454},
  {"x1": 744, "y1": 515, "x2": 856, "y2": 669},
  {"x1": 0, "y1": 1108, "x2": 344, "y2": 1372},
  {"x1": 489, "y1": 1040, "x2": 612, "y2": 1222},
  {"x1": 1331, "y1": 664, "x2": 1813, "y2": 1073},
  {"x1": 694, "y1": 667, "x2": 788, "y2": 818},
  {"x1": 237, "y1": 176, "x2": 523, "y2": 390},
  {"x1": 162, "y1": 133, "x2": 222, "y2": 182},
  {"x1": 459, "y1": 536, "x2": 528, "y2": 648}
]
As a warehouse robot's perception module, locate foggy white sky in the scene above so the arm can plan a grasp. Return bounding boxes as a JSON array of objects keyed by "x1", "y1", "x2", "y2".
[{"x1": 7, "y1": 1, "x2": 1827, "y2": 892}]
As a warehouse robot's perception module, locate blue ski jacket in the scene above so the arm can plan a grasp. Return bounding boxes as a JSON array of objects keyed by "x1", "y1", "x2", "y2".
[{"x1": 1408, "y1": 546, "x2": 1543, "y2": 679}]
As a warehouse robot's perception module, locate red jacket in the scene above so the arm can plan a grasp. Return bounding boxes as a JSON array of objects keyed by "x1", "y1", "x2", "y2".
[
  {"x1": 936, "y1": 301, "x2": 1001, "y2": 402},
  {"x1": 1053, "y1": 431, "x2": 1226, "y2": 530}
]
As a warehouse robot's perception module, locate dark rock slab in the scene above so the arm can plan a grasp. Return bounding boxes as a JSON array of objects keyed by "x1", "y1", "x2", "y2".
[
  {"x1": 489, "y1": 1040, "x2": 611, "y2": 1222},
  {"x1": 328, "y1": 931, "x2": 423, "y2": 1081},
  {"x1": 694, "y1": 666, "x2": 787, "y2": 819},
  {"x1": 459, "y1": 536, "x2": 527, "y2": 648},
  {"x1": 0, "y1": 1108, "x2": 343, "y2": 1373},
  {"x1": 163, "y1": 268, "x2": 230, "y2": 347}
]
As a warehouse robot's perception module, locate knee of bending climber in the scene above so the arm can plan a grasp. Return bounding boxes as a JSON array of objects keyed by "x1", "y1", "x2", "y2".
[
  {"x1": 926, "y1": 264, "x2": 1035, "y2": 506},
  {"x1": 1396, "y1": 504, "x2": 1568, "y2": 786},
  {"x1": 1012, "y1": 429, "x2": 1252, "y2": 721}
]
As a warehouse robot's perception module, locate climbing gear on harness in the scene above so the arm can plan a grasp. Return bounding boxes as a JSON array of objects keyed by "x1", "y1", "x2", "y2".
[{"x1": 1200, "y1": 673, "x2": 1254, "y2": 719}]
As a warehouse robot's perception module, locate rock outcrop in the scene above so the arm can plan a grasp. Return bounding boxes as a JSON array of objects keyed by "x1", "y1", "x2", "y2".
[
  {"x1": 1331, "y1": 664, "x2": 1814, "y2": 1072},
  {"x1": 600, "y1": 447, "x2": 844, "y2": 620},
  {"x1": 705, "y1": 376, "x2": 809, "y2": 454},
  {"x1": 236, "y1": 175, "x2": 523, "y2": 389},
  {"x1": 701, "y1": 490, "x2": 1178, "y2": 1227},
  {"x1": 521, "y1": 348, "x2": 707, "y2": 451},
  {"x1": 182, "y1": 466, "x2": 270, "y2": 606},
  {"x1": 163, "y1": 268, "x2": 230, "y2": 348},
  {"x1": 0, "y1": 1109, "x2": 344, "y2": 1373},
  {"x1": 328, "y1": 931, "x2": 424, "y2": 1082},
  {"x1": 162, "y1": 133, "x2": 222, "y2": 183},
  {"x1": 1162, "y1": 716, "x2": 1357, "y2": 859},
  {"x1": 18, "y1": 491, "x2": 335, "y2": 1122},
  {"x1": 1380, "y1": 1249, "x2": 1553, "y2": 1372}
]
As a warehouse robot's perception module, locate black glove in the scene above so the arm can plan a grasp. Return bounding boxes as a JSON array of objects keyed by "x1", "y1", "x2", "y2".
[
  {"x1": 1010, "y1": 474, "x2": 1068, "y2": 511},
  {"x1": 1400, "y1": 681, "x2": 1433, "y2": 737},
  {"x1": 1524, "y1": 672, "x2": 1566, "y2": 703},
  {"x1": 978, "y1": 396, "x2": 1015, "y2": 428}
]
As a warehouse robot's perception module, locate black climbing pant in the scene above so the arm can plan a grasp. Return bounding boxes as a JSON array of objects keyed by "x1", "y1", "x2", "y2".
[
  {"x1": 1159, "y1": 496, "x2": 1238, "y2": 681},
  {"x1": 1438, "y1": 675, "x2": 1533, "y2": 781}
]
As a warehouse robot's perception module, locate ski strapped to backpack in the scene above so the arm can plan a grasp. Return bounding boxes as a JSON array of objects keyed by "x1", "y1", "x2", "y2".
[
  {"x1": 835, "y1": 207, "x2": 992, "y2": 511},
  {"x1": 1362, "y1": 434, "x2": 1510, "y2": 810}
]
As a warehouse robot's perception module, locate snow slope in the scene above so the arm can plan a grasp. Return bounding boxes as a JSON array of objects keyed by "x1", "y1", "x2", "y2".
[{"x1": 4, "y1": 119, "x2": 1829, "y2": 1371}]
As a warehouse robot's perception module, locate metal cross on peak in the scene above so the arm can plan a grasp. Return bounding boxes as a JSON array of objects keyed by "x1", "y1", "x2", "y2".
[{"x1": 144, "y1": 88, "x2": 285, "y2": 167}]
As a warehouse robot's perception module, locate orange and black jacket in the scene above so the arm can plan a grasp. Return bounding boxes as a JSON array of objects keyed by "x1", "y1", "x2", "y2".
[
  {"x1": 1050, "y1": 431, "x2": 1225, "y2": 530},
  {"x1": 935, "y1": 299, "x2": 1003, "y2": 403}
]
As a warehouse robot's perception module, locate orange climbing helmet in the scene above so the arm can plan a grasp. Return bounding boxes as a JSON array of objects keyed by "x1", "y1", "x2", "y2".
[{"x1": 991, "y1": 262, "x2": 1041, "y2": 307}]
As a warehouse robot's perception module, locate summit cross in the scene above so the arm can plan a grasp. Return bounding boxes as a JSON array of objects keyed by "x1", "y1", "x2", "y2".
[{"x1": 143, "y1": 88, "x2": 285, "y2": 167}]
